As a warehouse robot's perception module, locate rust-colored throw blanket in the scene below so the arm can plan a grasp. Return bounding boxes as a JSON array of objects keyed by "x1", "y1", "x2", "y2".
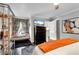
[{"x1": 38, "y1": 38, "x2": 79, "y2": 53}]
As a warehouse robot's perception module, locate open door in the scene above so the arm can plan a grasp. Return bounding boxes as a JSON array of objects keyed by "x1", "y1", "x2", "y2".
[{"x1": 34, "y1": 26, "x2": 46, "y2": 45}]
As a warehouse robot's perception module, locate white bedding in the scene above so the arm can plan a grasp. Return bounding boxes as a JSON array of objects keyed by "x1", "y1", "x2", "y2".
[
  {"x1": 32, "y1": 46, "x2": 44, "y2": 55},
  {"x1": 32, "y1": 42, "x2": 79, "y2": 55}
]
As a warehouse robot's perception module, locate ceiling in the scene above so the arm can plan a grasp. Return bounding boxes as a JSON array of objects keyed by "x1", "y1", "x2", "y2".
[
  {"x1": 8, "y1": 3, "x2": 79, "y2": 18},
  {"x1": 8, "y1": 3, "x2": 53, "y2": 18}
]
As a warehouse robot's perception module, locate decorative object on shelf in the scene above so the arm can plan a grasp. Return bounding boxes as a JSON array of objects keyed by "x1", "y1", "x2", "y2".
[{"x1": 62, "y1": 17, "x2": 79, "y2": 34}]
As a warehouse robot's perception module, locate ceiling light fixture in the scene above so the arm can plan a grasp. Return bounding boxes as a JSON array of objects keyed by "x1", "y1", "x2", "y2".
[
  {"x1": 54, "y1": 3, "x2": 59, "y2": 10},
  {"x1": 54, "y1": 3, "x2": 59, "y2": 5}
]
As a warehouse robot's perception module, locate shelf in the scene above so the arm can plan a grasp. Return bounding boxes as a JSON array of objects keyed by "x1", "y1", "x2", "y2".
[{"x1": 11, "y1": 36, "x2": 30, "y2": 41}]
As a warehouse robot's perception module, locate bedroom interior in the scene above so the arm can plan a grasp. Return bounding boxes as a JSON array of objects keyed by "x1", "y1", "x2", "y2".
[{"x1": 0, "y1": 3, "x2": 79, "y2": 55}]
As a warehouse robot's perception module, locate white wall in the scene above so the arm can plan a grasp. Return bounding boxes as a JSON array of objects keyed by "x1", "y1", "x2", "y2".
[
  {"x1": 48, "y1": 20, "x2": 57, "y2": 40},
  {"x1": 29, "y1": 16, "x2": 34, "y2": 43},
  {"x1": 45, "y1": 20, "x2": 57, "y2": 41}
]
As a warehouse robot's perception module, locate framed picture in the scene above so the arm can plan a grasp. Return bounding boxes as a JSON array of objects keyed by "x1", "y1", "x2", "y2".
[
  {"x1": 62, "y1": 17, "x2": 79, "y2": 34},
  {"x1": 12, "y1": 18, "x2": 30, "y2": 37}
]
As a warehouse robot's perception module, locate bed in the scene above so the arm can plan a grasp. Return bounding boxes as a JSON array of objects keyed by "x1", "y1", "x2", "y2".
[{"x1": 32, "y1": 38, "x2": 79, "y2": 55}]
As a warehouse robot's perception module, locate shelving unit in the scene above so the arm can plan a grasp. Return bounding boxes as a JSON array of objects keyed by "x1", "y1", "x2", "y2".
[
  {"x1": 0, "y1": 3, "x2": 15, "y2": 55},
  {"x1": 0, "y1": 3, "x2": 30, "y2": 55}
]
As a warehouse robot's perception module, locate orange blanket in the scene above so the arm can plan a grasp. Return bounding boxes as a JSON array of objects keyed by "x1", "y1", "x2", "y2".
[{"x1": 38, "y1": 38, "x2": 79, "y2": 53}]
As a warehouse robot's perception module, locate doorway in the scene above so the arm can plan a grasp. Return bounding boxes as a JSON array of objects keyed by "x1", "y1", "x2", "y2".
[{"x1": 34, "y1": 26, "x2": 46, "y2": 45}]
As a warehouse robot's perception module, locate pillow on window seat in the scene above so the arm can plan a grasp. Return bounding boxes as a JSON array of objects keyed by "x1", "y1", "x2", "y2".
[{"x1": 38, "y1": 38, "x2": 79, "y2": 53}]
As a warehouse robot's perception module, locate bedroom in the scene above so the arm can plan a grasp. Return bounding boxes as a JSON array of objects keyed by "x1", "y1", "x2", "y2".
[{"x1": 0, "y1": 3, "x2": 79, "y2": 55}]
